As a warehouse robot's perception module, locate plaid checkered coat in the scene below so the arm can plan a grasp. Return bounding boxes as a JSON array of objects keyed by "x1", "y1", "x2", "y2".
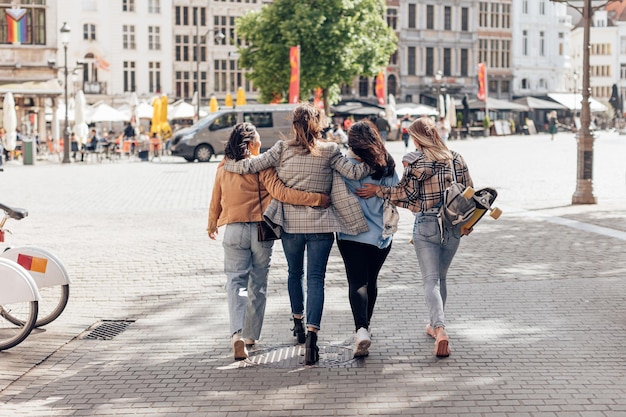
[{"x1": 222, "y1": 140, "x2": 369, "y2": 235}]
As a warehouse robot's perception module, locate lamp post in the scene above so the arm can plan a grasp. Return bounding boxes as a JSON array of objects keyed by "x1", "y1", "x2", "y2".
[
  {"x1": 572, "y1": 70, "x2": 578, "y2": 130},
  {"x1": 60, "y1": 22, "x2": 71, "y2": 164},
  {"x1": 194, "y1": 8, "x2": 225, "y2": 120}
]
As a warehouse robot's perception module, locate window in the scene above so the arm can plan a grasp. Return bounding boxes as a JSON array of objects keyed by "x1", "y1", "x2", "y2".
[
  {"x1": 387, "y1": 7, "x2": 397, "y2": 30},
  {"x1": 214, "y1": 15, "x2": 236, "y2": 46},
  {"x1": 540, "y1": 31, "x2": 545, "y2": 57},
  {"x1": 461, "y1": 7, "x2": 469, "y2": 31},
  {"x1": 387, "y1": 74, "x2": 397, "y2": 97},
  {"x1": 148, "y1": 0, "x2": 160, "y2": 13},
  {"x1": 123, "y1": 61, "x2": 136, "y2": 92},
  {"x1": 540, "y1": 0, "x2": 545, "y2": 15},
  {"x1": 501, "y1": 40, "x2": 510, "y2": 68},
  {"x1": 426, "y1": 47, "x2": 434, "y2": 76},
  {"x1": 491, "y1": 3, "x2": 500, "y2": 28},
  {"x1": 620, "y1": 64, "x2": 626, "y2": 79},
  {"x1": 408, "y1": 46, "x2": 416, "y2": 75},
  {"x1": 244, "y1": 112, "x2": 273, "y2": 128},
  {"x1": 149, "y1": 62, "x2": 161, "y2": 93},
  {"x1": 444, "y1": 7, "x2": 451, "y2": 31},
  {"x1": 501, "y1": 80, "x2": 510, "y2": 93},
  {"x1": 358, "y1": 76, "x2": 369, "y2": 97},
  {"x1": 426, "y1": 5, "x2": 434, "y2": 29},
  {"x1": 193, "y1": 34, "x2": 207, "y2": 62},
  {"x1": 502, "y1": 4, "x2": 511, "y2": 28},
  {"x1": 460, "y1": 49, "x2": 468, "y2": 76},
  {"x1": 175, "y1": 35, "x2": 190, "y2": 61},
  {"x1": 122, "y1": 0, "x2": 134, "y2": 12},
  {"x1": 213, "y1": 59, "x2": 250, "y2": 94},
  {"x1": 522, "y1": 30, "x2": 528, "y2": 56},
  {"x1": 83, "y1": 23, "x2": 96, "y2": 40},
  {"x1": 523, "y1": 0, "x2": 528, "y2": 14},
  {"x1": 521, "y1": 78, "x2": 530, "y2": 89},
  {"x1": 123, "y1": 25, "x2": 135, "y2": 49},
  {"x1": 175, "y1": 71, "x2": 191, "y2": 98},
  {"x1": 408, "y1": 4, "x2": 416, "y2": 29},
  {"x1": 490, "y1": 39, "x2": 499, "y2": 67},
  {"x1": 0, "y1": 5, "x2": 47, "y2": 45},
  {"x1": 489, "y1": 80, "x2": 497, "y2": 94},
  {"x1": 479, "y1": 2, "x2": 488, "y2": 28},
  {"x1": 479, "y1": 39, "x2": 488, "y2": 64},
  {"x1": 148, "y1": 26, "x2": 161, "y2": 51},
  {"x1": 390, "y1": 50, "x2": 398, "y2": 65},
  {"x1": 210, "y1": 113, "x2": 238, "y2": 131},
  {"x1": 443, "y1": 48, "x2": 451, "y2": 76}
]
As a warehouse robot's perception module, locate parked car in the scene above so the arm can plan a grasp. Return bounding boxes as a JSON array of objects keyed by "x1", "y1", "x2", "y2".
[{"x1": 169, "y1": 104, "x2": 296, "y2": 162}]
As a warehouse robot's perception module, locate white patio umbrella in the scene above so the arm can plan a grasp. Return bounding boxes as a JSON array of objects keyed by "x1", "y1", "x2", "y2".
[
  {"x1": 169, "y1": 100, "x2": 207, "y2": 120},
  {"x1": 136, "y1": 101, "x2": 154, "y2": 119},
  {"x1": 2, "y1": 92, "x2": 17, "y2": 151},
  {"x1": 129, "y1": 92, "x2": 140, "y2": 128},
  {"x1": 438, "y1": 94, "x2": 446, "y2": 118},
  {"x1": 74, "y1": 91, "x2": 89, "y2": 146},
  {"x1": 87, "y1": 102, "x2": 129, "y2": 123},
  {"x1": 386, "y1": 93, "x2": 398, "y2": 129}
]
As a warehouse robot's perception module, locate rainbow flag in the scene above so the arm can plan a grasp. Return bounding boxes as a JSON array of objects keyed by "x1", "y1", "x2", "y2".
[
  {"x1": 17, "y1": 254, "x2": 48, "y2": 274},
  {"x1": 6, "y1": 8, "x2": 28, "y2": 44}
]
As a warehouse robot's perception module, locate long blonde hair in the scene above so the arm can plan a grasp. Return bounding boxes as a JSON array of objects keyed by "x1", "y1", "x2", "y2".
[{"x1": 406, "y1": 116, "x2": 452, "y2": 162}]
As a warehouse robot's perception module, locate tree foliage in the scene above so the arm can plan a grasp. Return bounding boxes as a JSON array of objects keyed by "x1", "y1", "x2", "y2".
[{"x1": 236, "y1": 0, "x2": 396, "y2": 112}]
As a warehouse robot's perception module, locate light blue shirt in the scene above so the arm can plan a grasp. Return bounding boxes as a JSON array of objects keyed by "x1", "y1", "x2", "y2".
[{"x1": 337, "y1": 157, "x2": 399, "y2": 249}]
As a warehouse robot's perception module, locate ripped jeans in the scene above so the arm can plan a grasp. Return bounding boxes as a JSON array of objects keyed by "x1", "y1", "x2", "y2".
[{"x1": 412, "y1": 211, "x2": 461, "y2": 329}]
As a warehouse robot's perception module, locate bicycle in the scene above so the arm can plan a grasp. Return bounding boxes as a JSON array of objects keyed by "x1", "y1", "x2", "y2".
[
  {"x1": 0, "y1": 202, "x2": 72, "y2": 350},
  {"x1": 0, "y1": 204, "x2": 40, "y2": 350}
]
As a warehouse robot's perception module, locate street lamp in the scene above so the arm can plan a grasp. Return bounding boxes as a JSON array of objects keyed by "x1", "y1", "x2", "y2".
[
  {"x1": 572, "y1": 70, "x2": 578, "y2": 130},
  {"x1": 60, "y1": 22, "x2": 71, "y2": 164},
  {"x1": 194, "y1": 8, "x2": 224, "y2": 120}
]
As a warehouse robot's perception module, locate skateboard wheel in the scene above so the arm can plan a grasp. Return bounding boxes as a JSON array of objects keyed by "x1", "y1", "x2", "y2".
[
  {"x1": 462, "y1": 187, "x2": 475, "y2": 199},
  {"x1": 490, "y1": 207, "x2": 502, "y2": 219}
]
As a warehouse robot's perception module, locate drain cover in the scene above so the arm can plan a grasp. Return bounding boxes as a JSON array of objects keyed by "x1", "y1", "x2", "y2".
[
  {"x1": 80, "y1": 320, "x2": 135, "y2": 340},
  {"x1": 243, "y1": 344, "x2": 364, "y2": 368}
]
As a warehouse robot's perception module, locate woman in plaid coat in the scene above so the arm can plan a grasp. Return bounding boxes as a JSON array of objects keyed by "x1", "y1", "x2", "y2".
[{"x1": 223, "y1": 103, "x2": 370, "y2": 365}]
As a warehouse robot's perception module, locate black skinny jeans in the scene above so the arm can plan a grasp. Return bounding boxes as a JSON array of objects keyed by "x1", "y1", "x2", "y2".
[{"x1": 337, "y1": 239, "x2": 392, "y2": 331}]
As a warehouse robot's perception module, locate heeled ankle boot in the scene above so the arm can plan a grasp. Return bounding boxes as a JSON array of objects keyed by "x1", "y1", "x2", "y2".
[
  {"x1": 304, "y1": 331, "x2": 319, "y2": 365},
  {"x1": 292, "y1": 317, "x2": 306, "y2": 344}
]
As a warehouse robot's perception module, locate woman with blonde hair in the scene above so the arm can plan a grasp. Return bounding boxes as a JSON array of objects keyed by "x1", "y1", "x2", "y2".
[
  {"x1": 356, "y1": 116, "x2": 473, "y2": 358},
  {"x1": 222, "y1": 103, "x2": 370, "y2": 365}
]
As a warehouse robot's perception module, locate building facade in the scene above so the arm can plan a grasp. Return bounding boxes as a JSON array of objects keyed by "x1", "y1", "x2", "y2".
[{"x1": 512, "y1": 0, "x2": 571, "y2": 98}]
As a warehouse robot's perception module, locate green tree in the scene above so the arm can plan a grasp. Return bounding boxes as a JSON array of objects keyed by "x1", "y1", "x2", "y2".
[{"x1": 236, "y1": 0, "x2": 396, "y2": 114}]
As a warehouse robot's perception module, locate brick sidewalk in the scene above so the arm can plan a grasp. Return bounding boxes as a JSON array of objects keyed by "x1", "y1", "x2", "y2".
[{"x1": 1, "y1": 133, "x2": 625, "y2": 416}]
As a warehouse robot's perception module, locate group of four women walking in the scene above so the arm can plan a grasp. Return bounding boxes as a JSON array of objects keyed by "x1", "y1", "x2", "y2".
[{"x1": 207, "y1": 102, "x2": 473, "y2": 364}]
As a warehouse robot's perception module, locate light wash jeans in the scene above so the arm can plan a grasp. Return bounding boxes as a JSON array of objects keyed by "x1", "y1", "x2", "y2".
[
  {"x1": 223, "y1": 222, "x2": 274, "y2": 340},
  {"x1": 412, "y1": 212, "x2": 460, "y2": 329},
  {"x1": 281, "y1": 232, "x2": 334, "y2": 330}
]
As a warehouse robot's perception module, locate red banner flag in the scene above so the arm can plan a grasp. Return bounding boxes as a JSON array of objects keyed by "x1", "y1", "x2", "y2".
[
  {"x1": 375, "y1": 71, "x2": 385, "y2": 105},
  {"x1": 477, "y1": 63, "x2": 487, "y2": 101},
  {"x1": 288, "y1": 46, "x2": 300, "y2": 104}
]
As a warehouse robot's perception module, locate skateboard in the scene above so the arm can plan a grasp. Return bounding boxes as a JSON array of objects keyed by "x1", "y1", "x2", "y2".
[{"x1": 460, "y1": 187, "x2": 501, "y2": 236}]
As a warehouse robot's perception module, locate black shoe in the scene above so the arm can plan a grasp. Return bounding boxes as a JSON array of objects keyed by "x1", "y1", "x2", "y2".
[
  {"x1": 292, "y1": 317, "x2": 305, "y2": 344},
  {"x1": 305, "y1": 331, "x2": 319, "y2": 365}
]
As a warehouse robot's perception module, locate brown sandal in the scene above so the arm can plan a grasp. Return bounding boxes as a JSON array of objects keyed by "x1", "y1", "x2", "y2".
[
  {"x1": 434, "y1": 327, "x2": 450, "y2": 357},
  {"x1": 426, "y1": 324, "x2": 437, "y2": 339}
]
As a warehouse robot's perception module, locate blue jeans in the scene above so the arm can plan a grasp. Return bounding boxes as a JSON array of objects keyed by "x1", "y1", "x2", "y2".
[
  {"x1": 412, "y1": 213, "x2": 460, "y2": 329},
  {"x1": 223, "y1": 222, "x2": 274, "y2": 340},
  {"x1": 281, "y1": 232, "x2": 334, "y2": 330}
]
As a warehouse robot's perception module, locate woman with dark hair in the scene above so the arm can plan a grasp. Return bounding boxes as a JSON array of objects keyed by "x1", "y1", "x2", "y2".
[
  {"x1": 207, "y1": 122, "x2": 330, "y2": 361},
  {"x1": 357, "y1": 116, "x2": 473, "y2": 358},
  {"x1": 337, "y1": 121, "x2": 399, "y2": 357},
  {"x1": 222, "y1": 103, "x2": 370, "y2": 365}
]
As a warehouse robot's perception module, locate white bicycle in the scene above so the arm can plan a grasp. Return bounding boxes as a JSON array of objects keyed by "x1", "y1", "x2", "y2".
[{"x1": 0, "y1": 202, "x2": 72, "y2": 350}]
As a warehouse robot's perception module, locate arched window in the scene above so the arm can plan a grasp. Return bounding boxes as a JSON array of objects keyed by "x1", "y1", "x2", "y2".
[
  {"x1": 359, "y1": 76, "x2": 369, "y2": 97},
  {"x1": 521, "y1": 78, "x2": 530, "y2": 90},
  {"x1": 387, "y1": 74, "x2": 397, "y2": 97}
]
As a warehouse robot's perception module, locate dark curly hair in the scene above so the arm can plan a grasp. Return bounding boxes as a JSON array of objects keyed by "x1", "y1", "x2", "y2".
[
  {"x1": 224, "y1": 122, "x2": 257, "y2": 161},
  {"x1": 347, "y1": 120, "x2": 395, "y2": 180}
]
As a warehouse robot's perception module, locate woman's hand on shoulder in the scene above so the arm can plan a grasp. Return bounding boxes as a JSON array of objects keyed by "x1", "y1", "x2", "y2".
[
  {"x1": 355, "y1": 183, "x2": 379, "y2": 199},
  {"x1": 317, "y1": 194, "x2": 331, "y2": 208}
]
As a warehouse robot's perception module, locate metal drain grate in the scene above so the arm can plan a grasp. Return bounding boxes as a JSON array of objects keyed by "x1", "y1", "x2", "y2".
[
  {"x1": 243, "y1": 344, "x2": 364, "y2": 368},
  {"x1": 80, "y1": 320, "x2": 135, "y2": 340}
]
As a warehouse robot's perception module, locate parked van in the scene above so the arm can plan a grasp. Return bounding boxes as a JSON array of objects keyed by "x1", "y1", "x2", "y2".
[{"x1": 169, "y1": 104, "x2": 296, "y2": 162}]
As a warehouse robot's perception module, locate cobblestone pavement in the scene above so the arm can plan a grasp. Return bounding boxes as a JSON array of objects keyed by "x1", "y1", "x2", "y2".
[{"x1": 0, "y1": 131, "x2": 625, "y2": 416}]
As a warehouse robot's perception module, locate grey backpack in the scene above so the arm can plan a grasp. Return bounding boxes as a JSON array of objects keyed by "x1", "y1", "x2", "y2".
[{"x1": 438, "y1": 158, "x2": 475, "y2": 233}]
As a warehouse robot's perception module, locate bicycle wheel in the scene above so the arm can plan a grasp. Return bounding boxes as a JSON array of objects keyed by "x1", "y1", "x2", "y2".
[
  {"x1": 2, "y1": 284, "x2": 69, "y2": 328},
  {"x1": 0, "y1": 301, "x2": 38, "y2": 351}
]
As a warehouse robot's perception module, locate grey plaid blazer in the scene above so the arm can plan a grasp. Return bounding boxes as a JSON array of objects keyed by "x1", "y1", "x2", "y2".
[{"x1": 222, "y1": 140, "x2": 369, "y2": 235}]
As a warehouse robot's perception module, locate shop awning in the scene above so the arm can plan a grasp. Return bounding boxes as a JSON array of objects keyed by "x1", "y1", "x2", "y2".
[
  {"x1": 512, "y1": 96, "x2": 567, "y2": 110},
  {"x1": 0, "y1": 79, "x2": 63, "y2": 96},
  {"x1": 460, "y1": 97, "x2": 529, "y2": 111},
  {"x1": 546, "y1": 93, "x2": 607, "y2": 113}
]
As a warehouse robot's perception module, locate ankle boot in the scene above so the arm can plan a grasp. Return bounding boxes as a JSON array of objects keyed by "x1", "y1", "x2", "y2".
[
  {"x1": 292, "y1": 317, "x2": 306, "y2": 344},
  {"x1": 304, "y1": 331, "x2": 319, "y2": 365}
]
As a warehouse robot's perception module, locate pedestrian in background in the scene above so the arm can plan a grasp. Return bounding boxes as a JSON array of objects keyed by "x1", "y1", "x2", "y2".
[
  {"x1": 400, "y1": 114, "x2": 412, "y2": 150},
  {"x1": 222, "y1": 103, "x2": 370, "y2": 365},
  {"x1": 337, "y1": 120, "x2": 399, "y2": 357},
  {"x1": 356, "y1": 116, "x2": 473, "y2": 358},
  {"x1": 207, "y1": 122, "x2": 330, "y2": 361},
  {"x1": 374, "y1": 112, "x2": 391, "y2": 142}
]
